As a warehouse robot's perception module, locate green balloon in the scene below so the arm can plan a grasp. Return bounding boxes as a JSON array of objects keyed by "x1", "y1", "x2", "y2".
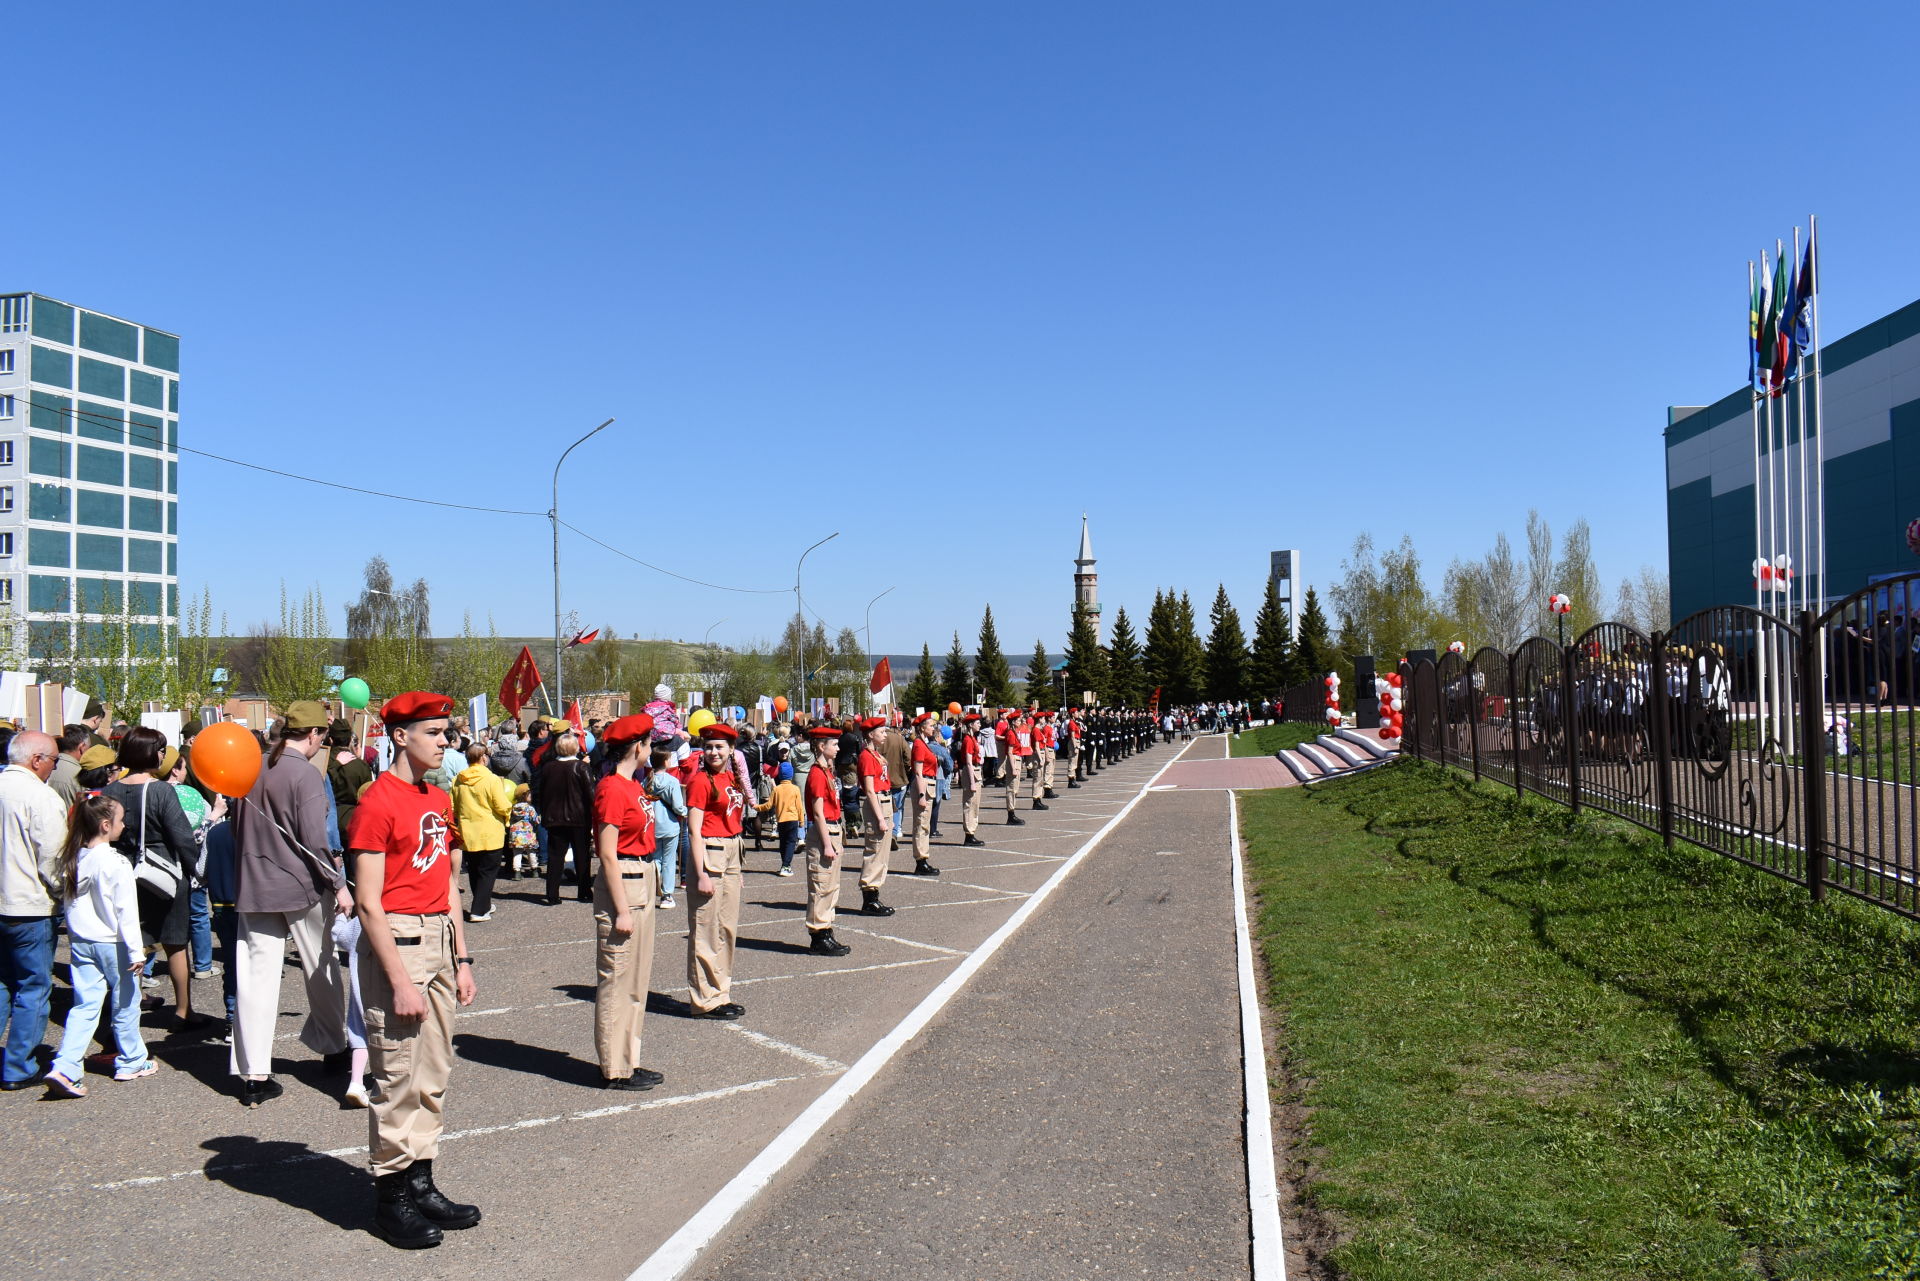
[{"x1": 339, "y1": 677, "x2": 371, "y2": 709}]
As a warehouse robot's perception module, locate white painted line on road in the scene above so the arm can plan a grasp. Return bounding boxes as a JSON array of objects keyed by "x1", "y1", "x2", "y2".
[
  {"x1": 1228, "y1": 790, "x2": 1288, "y2": 1280},
  {"x1": 899, "y1": 877, "x2": 1034, "y2": 896},
  {"x1": 472, "y1": 935, "x2": 594, "y2": 954},
  {"x1": 888, "y1": 894, "x2": 1026, "y2": 911},
  {"x1": 625, "y1": 737, "x2": 1199, "y2": 1281},
  {"x1": 726, "y1": 956, "x2": 952, "y2": 989},
  {"x1": 832, "y1": 925, "x2": 965, "y2": 956},
  {"x1": 720, "y1": 1024, "x2": 847, "y2": 1073}
]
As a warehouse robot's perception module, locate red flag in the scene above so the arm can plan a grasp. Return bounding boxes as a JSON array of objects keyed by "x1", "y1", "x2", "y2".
[
  {"x1": 1147, "y1": 686, "x2": 1162, "y2": 717},
  {"x1": 565, "y1": 700, "x2": 583, "y2": 733},
  {"x1": 566, "y1": 627, "x2": 600, "y2": 648},
  {"x1": 499, "y1": 645, "x2": 542, "y2": 718},
  {"x1": 869, "y1": 657, "x2": 891, "y2": 695}
]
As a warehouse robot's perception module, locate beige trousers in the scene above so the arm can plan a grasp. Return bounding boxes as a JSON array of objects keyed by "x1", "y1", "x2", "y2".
[
  {"x1": 960, "y1": 779, "x2": 980, "y2": 836},
  {"x1": 862, "y1": 795, "x2": 893, "y2": 890},
  {"x1": 231, "y1": 896, "x2": 348, "y2": 1078},
  {"x1": 686, "y1": 835, "x2": 743, "y2": 1013},
  {"x1": 1039, "y1": 747, "x2": 1056, "y2": 792},
  {"x1": 358, "y1": 912, "x2": 456, "y2": 1176},
  {"x1": 908, "y1": 783, "x2": 934, "y2": 861},
  {"x1": 594, "y1": 857, "x2": 657, "y2": 1079},
  {"x1": 1004, "y1": 755, "x2": 1026, "y2": 812},
  {"x1": 805, "y1": 819, "x2": 843, "y2": 930}
]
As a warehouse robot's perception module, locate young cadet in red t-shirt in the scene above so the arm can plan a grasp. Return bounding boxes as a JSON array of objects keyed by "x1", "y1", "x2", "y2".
[
  {"x1": 907, "y1": 712, "x2": 942, "y2": 876},
  {"x1": 1037, "y1": 710, "x2": 1060, "y2": 799},
  {"x1": 855, "y1": 717, "x2": 896, "y2": 916},
  {"x1": 801, "y1": 725, "x2": 851, "y2": 955},
  {"x1": 347, "y1": 691, "x2": 480, "y2": 1251},
  {"x1": 955, "y1": 712, "x2": 986, "y2": 846},
  {"x1": 994, "y1": 711, "x2": 1019, "y2": 822},
  {"x1": 591, "y1": 714, "x2": 661, "y2": 1090},
  {"x1": 1066, "y1": 708, "x2": 1085, "y2": 787},
  {"x1": 685, "y1": 723, "x2": 749, "y2": 1019}
]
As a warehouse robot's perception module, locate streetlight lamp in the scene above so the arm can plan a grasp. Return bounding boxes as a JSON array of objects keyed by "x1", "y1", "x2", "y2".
[
  {"x1": 703, "y1": 618, "x2": 728, "y2": 708},
  {"x1": 863, "y1": 586, "x2": 896, "y2": 668},
  {"x1": 794, "y1": 532, "x2": 840, "y2": 717},
  {"x1": 552, "y1": 419, "x2": 615, "y2": 712}
]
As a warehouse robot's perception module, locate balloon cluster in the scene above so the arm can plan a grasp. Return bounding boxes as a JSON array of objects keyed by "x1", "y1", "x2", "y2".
[
  {"x1": 1752, "y1": 554, "x2": 1795, "y2": 594},
  {"x1": 1446, "y1": 641, "x2": 1465, "y2": 655},
  {"x1": 1548, "y1": 593, "x2": 1572, "y2": 616},
  {"x1": 1374, "y1": 672, "x2": 1405, "y2": 740},
  {"x1": 1323, "y1": 672, "x2": 1342, "y2": 725}
]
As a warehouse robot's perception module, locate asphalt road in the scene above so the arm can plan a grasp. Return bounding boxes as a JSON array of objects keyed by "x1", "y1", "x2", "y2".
[{"x1": 0, "y1": 735, "x2": 1237, "y2": 1280}]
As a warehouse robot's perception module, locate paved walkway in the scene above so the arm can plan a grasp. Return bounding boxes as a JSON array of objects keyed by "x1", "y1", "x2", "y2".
[{"x1": 0, "y1": 735, "x2": 1275, "y2": 1280}]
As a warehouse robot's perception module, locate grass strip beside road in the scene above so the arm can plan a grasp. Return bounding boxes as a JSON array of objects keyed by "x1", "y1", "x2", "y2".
[
  {"x1": 1241, "y1": 762, "x2": 1920, "y2": 1280},
  {"x1": 1230, "y1": 722, "x2": 1327, "y2": 757}
]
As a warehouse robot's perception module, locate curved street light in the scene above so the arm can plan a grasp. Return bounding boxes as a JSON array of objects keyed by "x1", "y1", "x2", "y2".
[
  {"x1": 551, "y1": 418, "x2": 615, "y2": 710},
  {"x1": 794, "y1": 532, "x2": 840, "y2": 716}
]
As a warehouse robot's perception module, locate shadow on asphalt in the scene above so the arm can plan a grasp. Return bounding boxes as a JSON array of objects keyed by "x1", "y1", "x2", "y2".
[
  {"x1": 201, "y1": 1134, "x2": 369, "y2": 1232},
  {"x1": 735, "y1": 936, "x2": 812, "y2": 956},
  {"x1": 745, "y1": 899, "x2": 806, "y2": 911},
  {"x1": 551, "y1": 983, "x2": 595, "y2": 1003},
  {"x1": 452, "y1": 1032, "x2": 601, "y2": 1087}
]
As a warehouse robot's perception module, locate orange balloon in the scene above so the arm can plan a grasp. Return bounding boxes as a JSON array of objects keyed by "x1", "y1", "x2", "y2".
[
  {"x1": 193, "y1": 722, "x2": 263, "y2": 798},
  {"x1": 947, "y1": 702, "x2": 962, "y2": 715},
  {"x1": 773, "y1": 696, "x2": 789, "y2": 715}
]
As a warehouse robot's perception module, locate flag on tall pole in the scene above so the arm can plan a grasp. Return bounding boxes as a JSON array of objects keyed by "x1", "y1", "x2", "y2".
[
  {"x1": 869, "y1": 657, "x2": 891, "y2": 695},
  {"x1": 566, "y1": 627, "x2": 600, "y2": 648},
  {"x1": 499, "y1": 645, "x2": 542, "y2": 718}
]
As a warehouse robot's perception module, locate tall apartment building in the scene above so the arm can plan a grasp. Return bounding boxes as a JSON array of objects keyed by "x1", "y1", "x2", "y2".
[{"x1": 0, "y1": 292, "x2": 179, "y2": 674}]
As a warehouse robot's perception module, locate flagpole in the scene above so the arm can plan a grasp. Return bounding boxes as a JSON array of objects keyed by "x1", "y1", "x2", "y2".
[
  {"x1": 1750, "y1": 257, "x2": 1765, "y2": 726},
  {"x1": 1793, "y1": 224, "x2": 1810, "y2": 626},
  {"x1": 1810, "y1": 215, "x2": 1826, "y2": 615}
]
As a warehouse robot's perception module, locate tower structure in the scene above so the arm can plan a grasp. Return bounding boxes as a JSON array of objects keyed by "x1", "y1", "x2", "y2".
[{"x1": 1074, "y1": 514, "x2": 1101, "y2": 644}]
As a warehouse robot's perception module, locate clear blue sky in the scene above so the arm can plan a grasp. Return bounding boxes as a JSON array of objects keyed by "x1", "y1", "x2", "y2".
[{"x1": 14, "y1": 2, "x2": 1920, "y2": 659}]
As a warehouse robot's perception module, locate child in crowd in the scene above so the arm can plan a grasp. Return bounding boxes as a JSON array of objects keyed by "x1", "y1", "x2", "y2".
[
  {"x1": 48, "y1": 797, "x2": 156, "y2": 1096},
  {"x1": 756, "y1": 763, "x2": 804, "y2": 877},
  {"x1": 648, "y1": 746, "x2": 686, "y2": 910},
  {"x1": 331, "y1": 909, "x2": 371, "y2": 1107}
]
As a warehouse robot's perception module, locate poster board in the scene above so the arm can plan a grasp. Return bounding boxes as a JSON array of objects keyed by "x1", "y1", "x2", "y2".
[
  {"x1": 63, "y1": 689, "x2": 90, "y2": 724},
  {"x1": 0, "y1": 672, "x2": 37, "y2": 723},
  {"x1": 23, "y1": 683, "x2": 63, "y2": 733},
  {"x1": 140, "y1": 711, "x2": 184, "y2": 745},
  {"x1": 469, "y1": 694, "x2": 488, "y2": 734}
]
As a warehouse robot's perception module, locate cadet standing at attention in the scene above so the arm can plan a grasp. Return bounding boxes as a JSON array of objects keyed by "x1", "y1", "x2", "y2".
[
  {"x1": 686, "y1": 723, "x2": 748, "y2": 1020},
  {"x1": 907, "y1": 712, "x2": 942, "y2": 877},
  {"x1": 856, "y1": 717, "x2": 896, "y2": 917},
  {"x1": 591, "y1": 714, "x2": 662, "y2": 1090},
  {"x1": 802, "y1": 725, "x2": 852, "y2": 956},
  {"x1": 955, "y1": 711, "x2": 985, "y2": 846}
]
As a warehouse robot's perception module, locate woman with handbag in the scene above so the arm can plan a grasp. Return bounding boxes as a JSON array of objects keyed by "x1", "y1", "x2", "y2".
[{"x1": 102, "y1": 727, "x2": 212, "y2": 1036}]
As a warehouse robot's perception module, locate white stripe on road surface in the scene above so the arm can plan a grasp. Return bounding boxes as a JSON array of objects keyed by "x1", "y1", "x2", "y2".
[
  {"x1": 1228, "y1": 789, "x2": 1288, "y2": 1279},
  {"x1": 720, "y1": 1024, "x2": 847, "y2": 1073},
  {"x1": 831, "y1": 926, "x2": 966, "y2": 956},
  {"x1": 626, "y1": 739, "x2": 1199, "y2": 1281}
]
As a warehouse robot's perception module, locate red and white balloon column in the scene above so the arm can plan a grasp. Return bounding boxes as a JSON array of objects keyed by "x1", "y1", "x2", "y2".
[
  {"x1": 1373, "y1": 672, "x2": 1404, "y2": 740},
  {"x1": 1752, "y1": 554, "x2": 1794, "y2": 595},
  {"x1": 1324, "y1": 672, "x2": 1342, "y2": 727},
  {"x1": 1548, "y1": 592, "x2": 1572, "y2": 645},
  {"x1": 1446, "y1": 641, "x2": 1465, "y2": 656}
]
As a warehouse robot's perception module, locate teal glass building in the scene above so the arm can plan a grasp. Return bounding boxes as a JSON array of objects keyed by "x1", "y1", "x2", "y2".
[{"x1": 0, "y1": 292, "x2": 179, "y2": 677}]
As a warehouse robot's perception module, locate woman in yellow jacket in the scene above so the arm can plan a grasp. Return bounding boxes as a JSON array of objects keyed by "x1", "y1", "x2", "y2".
[{"x1": 451, "y1": 743, "x2": 516, "y2": 922}]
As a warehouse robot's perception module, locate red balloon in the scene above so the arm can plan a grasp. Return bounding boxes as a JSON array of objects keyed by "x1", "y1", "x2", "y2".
[
  {"x1": 1387, "y1": 673, "x2": 1403, "y2": 687},
  {"x1": 773, "y1": 696, "x2": 789, "y2": 715},
  {"x1": 192, "y1": 722, "x2": 262, "y2": 799}
]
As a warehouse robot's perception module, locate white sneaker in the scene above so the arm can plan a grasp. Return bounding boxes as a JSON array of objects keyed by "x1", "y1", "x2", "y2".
[
  {"x1": 344, "y1": 1080, "x2": 371, "y2": 1109},
  {"x1": 658, "y1": 896, "x2": 677, "y2": 910},
  {"x1": 467, "y1": 910, "x2": 494, "y2": 922},
  {"x1": 777, "y1": 867, "x2": 795, "y2": 877}
]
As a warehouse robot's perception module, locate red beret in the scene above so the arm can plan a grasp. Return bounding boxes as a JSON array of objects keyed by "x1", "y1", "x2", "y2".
[
  {"x1": 912, "y1": 712, "x2": 934, "y2": 725},
  {"x1": 806, "y1": 724, "x2": 842, "y2": 741},
  {"x1": 380, "y1": 691, "x2": 455, "y2": 727},
  {"x1": 604, "y1": 713, "x2": 655, "y2": 742},
  {"x1": 962, "y1": 712, "x2": 982, "y2": 722},
  {"x1": 698, "y1": 723, "x2": 737, "y2": 742},
  {"x1": 859, "y1": 716, "x2": 886, "y2": 731}
]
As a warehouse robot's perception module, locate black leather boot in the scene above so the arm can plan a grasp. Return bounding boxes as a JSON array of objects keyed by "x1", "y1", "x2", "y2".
[
  {"x1": 912, "y1": 860, "x2": 940, "y2": 876},
  {"x1": 405, "y1": 1159, "x2": 481, "y2": 1230},
  {"x1": 372, "y1": 1171, "x2": 443, "y2": 1249},
  {"x1": 810, "y1": 929, "x2": 852, "y2": 956},
  {"x1": 860, "y1": 888, "x2": 895, "y2": 917},
  {"x1": 1006, "y1": 813, "x2": 1025, "y2": 826},
  {"x1": 1032, "y1": 800, "x2": 1049, "y2": 811},
  {"x1": 963, "y1": 834, "x2": 985, "y2": 846}
]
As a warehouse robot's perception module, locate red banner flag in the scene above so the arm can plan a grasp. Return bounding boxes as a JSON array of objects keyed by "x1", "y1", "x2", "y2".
[
  {"x1": 566, "y1": 627, "x2": 600, "y2": 648},
  {"x1": 565, "y1": 700, "x2": 583, "y2": 733},
  {"x1": 1147, "y1": 685, "x2": 1162, "y2": 717},
  {"x1": 499, "y1": 645, "x2": 542, "y2": 718},
  {"x1": 869, "y1": 657, "x2": 891, "y2": 695}
]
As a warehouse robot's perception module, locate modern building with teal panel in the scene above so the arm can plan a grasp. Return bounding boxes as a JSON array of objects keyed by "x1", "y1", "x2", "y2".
[
  {"x1": 0, "y1": 293, "x2": 179, "y2": 676},
  {"x1": 1666, "y1": 296, "x2": 1920, "y2": 622}
]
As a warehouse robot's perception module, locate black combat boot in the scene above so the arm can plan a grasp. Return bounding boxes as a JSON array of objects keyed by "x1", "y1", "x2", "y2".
[
  {"x1": 1031, "y1": 800, "x2": 1049, "y2": 811},
  {"x1": 963, "y1": 834, "x2": 986, "y2": 846},
  {"x1": 912, "y1": 859, "x2": 940, "y2": 876},
  {"x1": 1043, "y1": 789, "x2": 1059, "y2": 799},
  {"x1": 1006, "y1": 813, "x2": 1025, "y2": 826},
  {"x1": 373, "y1": 1172, "x2": 444, "y2": 1249},
  {"x1": 809, "y1": 929, "x2": 852, "y2": 956},
  {"x1": 405, "y1": 1159, "x2": 481, "y2": 1230},
  {"x1": 860, "y1": 888, "x2": 895, "y2": 917}
]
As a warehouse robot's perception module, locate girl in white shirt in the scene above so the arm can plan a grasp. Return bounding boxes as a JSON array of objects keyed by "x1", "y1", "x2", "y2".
[{"x1": 48, "y1": 796, "x2": 156, "y2": 1097}]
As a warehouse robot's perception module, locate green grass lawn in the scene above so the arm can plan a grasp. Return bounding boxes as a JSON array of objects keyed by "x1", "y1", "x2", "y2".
[
  {"x1": 1230, "y1": 721, "x2": 1328, "y2": 757},
  {"x1": 1241, "y1": 762, "x2": 1920, "y2": 1280}
]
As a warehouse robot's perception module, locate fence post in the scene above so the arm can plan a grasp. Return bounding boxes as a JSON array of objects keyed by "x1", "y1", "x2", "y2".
[
  {"x1": 1564, "y1": 642, "x2": 1581, "y2": 814},
  {"x1": 1510, "y1": 649, "x2": 1525, "y2": 800},
  {"x1": 1468, "y1": 659, "x2": 1482, "y2": 782},
  {"x1": 1798, "y1": 609, "x2": 1827, "y2": 901},
  {"x1": 1651, "y1": 630, "x2": 1674, "y2": 849}
]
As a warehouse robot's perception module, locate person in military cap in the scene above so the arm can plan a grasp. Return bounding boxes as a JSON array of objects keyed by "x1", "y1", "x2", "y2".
[
  {"x1": 346, "y1": 691, "x2": 481, "y2": 1250},
  {"x1": 996, "y1": 708, "x2": 1025, "y2": 825},
  {"x1": 801, "y1": 724, "x2": 852, "y2": 955},
  {"x1": 686, "y1": 722, "x2": 749, "y2": 1019},
  {"x1": 591, "y1": 714, "x2": 664, "y2": 1089},
  {"x1": 906, "y1": 712, "x2": 942, "y2": 876},
  {"x1": 1065, "y1": 708, "x2": 1085, "y2": 786},
  {"x1": 1035, "y1": 710, "x2": 1059, "y2": 799},
  {"x1": 854, "y1": 717, "x2": 897, "y2": 915},
  {"x1": 954, "y1": 712, "x2": 985, "y2": 847}
]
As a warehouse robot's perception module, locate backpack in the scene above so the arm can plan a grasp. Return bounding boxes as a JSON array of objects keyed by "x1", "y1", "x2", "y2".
[{"x1": 508, "y1": 802, "x2": 540, "y2": 852}]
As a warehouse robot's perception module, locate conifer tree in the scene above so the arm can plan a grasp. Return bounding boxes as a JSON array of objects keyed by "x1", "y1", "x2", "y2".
[
  {"x1": 1296, "y1": 586, "x2": 1334, "y2": 682},
  {"x1": 938, "y1": 630, "x2": 972, "y2": 709},
  {"x1": 1167, "y1": 591, "x2": 1206, "y2": 705},
  {"x1": 1203, "y1": 584, "x2": 1250, "y2": 702},
  {"x1": 1106, "y1": 605, "x2": 1144, "y2": 707},
  {"x1": 1142, "y1": 589, "x2": 1175, "y2": 700},
  {"x1": 973, "y1": 605, "x2": 1011, "y2": 707},
  {"x1": 903, "y1": 642, "x2": 939, "y2": 712},
  {"x1": 1063, "y1": 603, "x2": 1108, "y2": 709},
  {"x1": 1026, "y1": 640, "x2": 1059, "y2": 710},
  {"x1": 1249, "y1": 576, "x2": 1295, "y2": 698}
]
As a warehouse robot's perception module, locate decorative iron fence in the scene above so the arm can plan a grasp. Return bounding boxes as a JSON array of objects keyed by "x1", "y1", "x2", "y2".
[
  {"x1": 1401, "y1": 572, "x2": 1920, "y2": 921},
  {"x1": 1279, "y1": 680, "x2": 1327, "y2": 724}
]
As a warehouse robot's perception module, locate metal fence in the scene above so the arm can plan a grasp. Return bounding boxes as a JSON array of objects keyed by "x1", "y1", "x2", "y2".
[
  {"x1": 1279, "y1": 680, "x2": 1327, "y2": 725},
  {"x1": 1401, "y1": 571, "x2": 1920, "y2": 921}
]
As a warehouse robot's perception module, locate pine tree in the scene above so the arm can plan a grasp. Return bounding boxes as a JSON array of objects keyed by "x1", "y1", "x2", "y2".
[
  {"x1": 1249, "y1": 576, "x2": 1294, "y2": 698},
  {"x1": 1026, "y1": 640, "x2": 1059, "y2": 709},
  {"x1": 1142, "y1": 589, "x2": 1175, "y2": 701},
  {"x1": 903, "y1": 642, "x2": 939, "y2": 713},
  {"x1": 1296, "y1": 586, "x2": 1334, "y2": 682},
  {"x1": 973, "y1": 605, "x2": 1011, "y2": 707},
  {"x1": 938, "y1": 631, "x2": 972, "y2": 709},
  {"x1": 1168, "y1": 591, "x2": 1206, "y2": 705},
  {"x1": 1062, "y1": 603, "x2": 1108, "y2": 709},
  {"x1": 1106, "y1": 605, "x2": 1143, "y2": 707},
  {"x1": 1203, "y1": 584, "x2": 1250, "y2": 702}
]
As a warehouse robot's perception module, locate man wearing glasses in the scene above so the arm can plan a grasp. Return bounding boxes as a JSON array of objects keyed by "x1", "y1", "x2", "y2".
[{"x1": 0, "y1": 731, "x2": 68, "y2": 1090}]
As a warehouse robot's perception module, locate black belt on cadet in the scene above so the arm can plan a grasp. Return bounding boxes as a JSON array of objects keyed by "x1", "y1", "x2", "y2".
[
  {"x1": 393, "y1": 937, "x2": 421, "y2": 946},
  {"x1": 616, "y1": 854, "x2": 652, "y2": 880}
]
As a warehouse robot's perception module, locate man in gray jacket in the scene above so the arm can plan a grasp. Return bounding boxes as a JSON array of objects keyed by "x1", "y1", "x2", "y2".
[
  {"x1": 231, "y1": 701, "x2": 350, "y2": 1107},
  {"x1": 0, "y1": 732, "x2": 67, "y2": 1089}
]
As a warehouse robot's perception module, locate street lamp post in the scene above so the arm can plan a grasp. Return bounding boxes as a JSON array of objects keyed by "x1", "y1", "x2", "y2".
[
  {"x1": 794, "y1": 532, "x2": 840, "y2": 717},
  {"x1": 552, "y1": 419, "x2": 615, "y2": 713},
  {"x1": 703, "y1": 618, "x2": 728, "y2": 708},
  {"x1": 863, "y1": 585, "x2": 896, "y2": 708}
]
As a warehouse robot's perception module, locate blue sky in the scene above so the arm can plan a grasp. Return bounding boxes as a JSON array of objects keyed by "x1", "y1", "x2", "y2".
[{"x1": 14, "y1": 2, "x2": 1920, "y2": 659}]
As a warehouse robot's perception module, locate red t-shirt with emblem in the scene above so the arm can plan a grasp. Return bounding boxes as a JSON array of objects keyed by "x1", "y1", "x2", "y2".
[
  {"x1": 1012, "y1": 718, "x2": 1034, "y2": 756},
  {"x1": 346, "y1": 771, "x2": 459, "y2": 915},
  {"x1": 858, "y1": 748, "x2": 891, "y2": 792},
  {"x1": 911, "y1": 738, "x2": 938, "y2": 778},
  {"x1": 1036, "y1": 722, "x2": 1055, "y2": 750},
  {"x1": 805, "y1": 761, "x2": 842, "y2": 822},
  {"x1": 960, "y1": 731, "x2": 980, "y2": 763},
  {"x1": 594, "y1": 773, "x2": 657, "y2": 859},
  {"x1": 686, "y1": 766, "x2": 746, "y2": 839}
]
